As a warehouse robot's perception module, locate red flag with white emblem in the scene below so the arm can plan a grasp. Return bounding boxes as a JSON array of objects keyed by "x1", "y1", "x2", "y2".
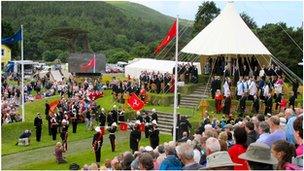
[
  {"x1": 155, "y1": 20, "x2": 177, "y2": 54},
  {"x1": 127, "y1": 93, "x2": 145, "y2": 111}
]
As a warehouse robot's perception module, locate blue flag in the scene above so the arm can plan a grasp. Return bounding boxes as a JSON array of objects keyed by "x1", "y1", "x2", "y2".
[{"x1": 1, "y1": 29, "x2": 22, "y2": 44}]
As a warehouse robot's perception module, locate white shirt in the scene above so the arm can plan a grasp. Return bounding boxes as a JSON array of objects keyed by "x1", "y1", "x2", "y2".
[
  {"x1": 237, "y1": 81, "x2": 244, "y2": 96},
  {"x1": 259, "y1": 69, "x2": 265, "y2": 77},
  {"x1": 263, "y1": 84, "x2": 270, "y2": 97},
  {"x1": 223, "y1": 81, "x2": 230, "y2": 97},
  {"x1": 193, "y1": 149, "x2": 201, "y2": 164},
  {"x1": 249, "y1": 81, "x2": 257, "y2": 96}
]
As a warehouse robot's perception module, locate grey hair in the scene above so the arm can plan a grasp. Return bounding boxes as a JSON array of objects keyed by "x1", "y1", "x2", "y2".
[
  {"x1": 176, "y1": 143, "x2": 194, "y2": 160},
  {"x1": 259, "y1": 121, "x2": 270, "y2": 133}
]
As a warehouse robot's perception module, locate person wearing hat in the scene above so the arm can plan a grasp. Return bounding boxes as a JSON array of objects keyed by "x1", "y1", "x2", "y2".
[
  {"x1": 107, "y1": 122, "x2": 117, "y2": 152},
  {"x1": 60, "y1": 119, "x2": 68, "y2": 151},
  {"x1": 111, "y1": 105, "x2": 118, "y2": 123},
  {"x1": 34, "y1": 113, "x2": 43, "y2": 142},
  {"x1": 136, "y1": 111, "x2": 144, "y2": 123},
  {"x1": 149, "y1": 120, "x2": 159, "y2": 149},
  {"x1": 130, "y1": 121, "x2": 141, "y2": 153},
  {"x1": 118, "y1": 109, "x2": 125, "y2": 123},
  {"x1": 144, "y1": 111, "x2": 152, "y2": 138},
  {"x1": 92, "y1": 126, "x2": 103, "y2": 163},
  {"x1": 239, "y1": 142, "x2": 277, "y2": 170},
  {"x1": 98, "y1": 107, "x2": 106, "y2": 127},
  {"x1": 50, "y1": 116, "x2": 58, "y2": 140},
  {"x1": 71, "y1": 109, "x2": 78, "y2": 133},
  {"x1": 151, "y1": 108, "x2": 158, "y2": 123},
  {"x1": 202, "y1": 151, "x2": 240, "y2": 170}
]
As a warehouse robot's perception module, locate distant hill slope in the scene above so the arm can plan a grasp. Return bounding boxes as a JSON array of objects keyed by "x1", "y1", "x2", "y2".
[
  {"x1": 2, "y1": 1, "x2": 192, "y2": 62},
  {"x1": 107, "y1": 1, "x2": 193, "y2": 27}
]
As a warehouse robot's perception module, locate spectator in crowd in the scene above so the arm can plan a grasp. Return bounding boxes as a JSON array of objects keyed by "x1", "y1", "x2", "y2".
[
  {"x1": 256, "y1": 121, "x2": 270, "y2": 143},
  {"x1": 121, "y1": 151, "x2": 134, "y2": 170},
  {"x1": 203, "y1": 151, "x2": 239, "y2": 170},
  {"x1": 205, "y1": 137, "x2": 221, "y2": 155},
  {"x1": 239, "y1": 142, "x2": 277, "y2": 170},
  {"x1": 159, "y1": 145, "x2": 182, "y2": 170},
  {"x1": 228, "y1": 126, "x2": 249, "y2": 170},
  {"x1": 139, "y1": 153, "x2": 154, "y2": 170},
  {"x1": 176, "y1": 143, "x2": 203, "y2": 170},
  {"x1": 285, "y1": 108, "x2": 297, "y2": 144},
  {"x1": 293, "y1": 115, "x2": 303, "y2": 157},
  {"x1": 264, "y1": 116, "x2": 286, "y2": 147},
  {"x1": 156, "y1": 145, "x2": 166, "y2": 165},
  {"x1": 245, "y1": 121, "x2": 258, "y2": 146},
  {"x1": 272, "y1": 140, "x2": 296, "y2": 170}
]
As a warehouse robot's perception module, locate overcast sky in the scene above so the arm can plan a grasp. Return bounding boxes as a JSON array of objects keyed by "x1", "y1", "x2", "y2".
[{"x1": 130, "y1": 0, "x2": 303, "y2": 28}]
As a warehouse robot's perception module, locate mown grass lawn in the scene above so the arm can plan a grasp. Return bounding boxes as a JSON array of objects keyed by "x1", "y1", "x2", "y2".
[{"x1": 15, "y1": 134, "x2": 172, "y2": 170}]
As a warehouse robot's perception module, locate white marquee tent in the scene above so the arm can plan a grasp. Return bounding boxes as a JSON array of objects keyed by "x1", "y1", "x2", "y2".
[
  {"x1": 125, "y1": 58, "x2": 201, "y2": 79},
  {"x1": 181, "y1": 2, "x2": 271, "y2": 57}
]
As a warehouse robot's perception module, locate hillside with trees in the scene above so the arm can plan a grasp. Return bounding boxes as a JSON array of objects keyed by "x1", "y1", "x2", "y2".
[{"x1": 1, "y1": 1, "x2": 192, "y2": 64}]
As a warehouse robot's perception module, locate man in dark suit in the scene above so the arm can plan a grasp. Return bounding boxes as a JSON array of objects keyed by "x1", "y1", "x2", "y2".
[
  {"x1": 264, "y1": 93, "x2": 273, "y2": 115},
  {"x1": 238, "y1": 95, "x2": 247, "y2": 117},
  {"x1": 149, "y1": 120, "x2": 159, "y2": 149},
  {"x1": 34, "y1": 113, "x2": 43, "y2": 142},
  {"x1": 98, "y1": 107, "x2": 106, "y2": 127},
  {"x1": 223, "y1": 93, "x2": 232, "y2": 116}
]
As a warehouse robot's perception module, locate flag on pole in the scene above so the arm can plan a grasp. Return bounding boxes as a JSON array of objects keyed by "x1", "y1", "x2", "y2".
[
  {"x1": 154, "y1": 20, "x2": 177, "y2": 54},
  {"x1": 49, "y1": 100, "x2": 59, "y2": 113},
  {"x1": 127, "y1": 93, "x2": 145, "y2": 111},
  {"x1": 1, "y1": 29, "x2": 22, "y2": 44},
  {"x1": 80, "y1": 55, "x2": 96, "y2": 72}
]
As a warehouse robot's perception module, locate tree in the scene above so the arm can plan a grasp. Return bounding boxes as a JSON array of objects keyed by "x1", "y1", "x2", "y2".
[
  {"x1": 240, "y1": 12, "x2": 257, "y2": 30},
  {"x1": 193, "y1": 1, "x2": 220, "y2": 36},
  {"x1": 107, "y1": 49, "x2": 131, "y2": 63}
]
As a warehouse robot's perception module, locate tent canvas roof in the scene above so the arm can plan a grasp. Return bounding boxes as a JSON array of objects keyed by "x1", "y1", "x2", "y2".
[
  {"x1": 125, "y1": 58, "x2": 201, "y2": 79},
  {"x1": 181, "y1": 2, "x2": 272, "y2": 56}
]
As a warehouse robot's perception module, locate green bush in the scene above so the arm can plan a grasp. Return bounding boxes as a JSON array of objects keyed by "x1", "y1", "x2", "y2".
[
  {"x1": 198, "y1": 74, "x2": 210, "y2": 84},
  {"x1": 148, "y1": 93, "x2": 174, "y2": 106}
]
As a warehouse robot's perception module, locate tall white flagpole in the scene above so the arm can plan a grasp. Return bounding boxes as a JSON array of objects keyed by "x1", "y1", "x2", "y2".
[
  {"x1": 21, "y1": 25, "x2": 25, "y2": 122},
  {"x1": 173, "y1": 16, "x2": 178, "y2": 142},
  {"x1": 93, "y1": 53, "x2": 96, "y2": 73}
]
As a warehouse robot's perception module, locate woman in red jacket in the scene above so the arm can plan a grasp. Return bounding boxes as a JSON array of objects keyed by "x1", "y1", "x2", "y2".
[
  {"x1": 214, "y1": 89, "x2": 223, "y2": 113},
  {"x1": 228, "y1": 126, "x2": 249, "y2": 170}
]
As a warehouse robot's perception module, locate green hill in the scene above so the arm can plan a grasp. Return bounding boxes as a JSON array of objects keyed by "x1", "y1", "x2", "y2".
[{"x1": 1, "y1": 1, "x2": 192, "y2": 63}]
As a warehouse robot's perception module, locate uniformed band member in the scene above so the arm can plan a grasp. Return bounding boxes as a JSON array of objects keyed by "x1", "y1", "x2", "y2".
[
  {"x1": 92, "y1": 126, "x2": 103, "y2": 163},
  {"x1": 149, "y1": 120, "x2": 159, "y2": 149},
  {"x1": 71, "y1": 109, "x2": 78, "y2": 133},
  {"x1": 34, "y1": 113, "x2": 43, "y2": 142},
  {"x1": 111, "y1": 105, "x2": 118, "y2": 123},
  {"x1": 107, "y1": 111, "x2": 115, "y2": 126},
  {"x1": 118, "y1": 110, "x2": 125, "y2": 123},
  {"x1": 144, "y1": 112, "x2": 152, "y2": 138},
  {"x1": 98, "y1": 108, "x2": 106, "y2": 126},
  {"x1": 136, "y1": 111, "x2": 144, "y2": 123},
  {"x1": 50, "y1": 116, "x2": 58, "y2": 140},
  {"x1": 151, "y1": 108, "x2": 158, "y2": 122},
  {"x1": 130, "y1": 121, "x2": 141, "y2": 153},
  {"x1": 107, "y1": 122, "x2": 117, "y2": 152}
]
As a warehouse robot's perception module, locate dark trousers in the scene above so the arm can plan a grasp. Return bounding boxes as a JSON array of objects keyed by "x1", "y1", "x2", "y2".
[
  {"x1": 51, "y1": 128, "x2": 57, "y2": 140},
  {"x1": 72, "y1": 122, "x2": 77, "y2": 133},
  {"x1": 36, "y1": 128, "x2": 42, "y2": 142},
  {"x1": 48, "y1": 121, "x2": 51, "y2": 135},
  {"x1": 95, "y1": 148, "x2": 101, "y2": 163},
  {"x1": 110, "y1": 137, "x2": 115, "y2": 152}
]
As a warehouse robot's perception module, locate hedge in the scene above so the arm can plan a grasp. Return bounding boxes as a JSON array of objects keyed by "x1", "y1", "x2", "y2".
[
  {"x1": 148, "y1": 93, "x2": 174, "y2": 106},
  {"x1": 179, "y1": 83, "x2": 203, "y2": 95}
]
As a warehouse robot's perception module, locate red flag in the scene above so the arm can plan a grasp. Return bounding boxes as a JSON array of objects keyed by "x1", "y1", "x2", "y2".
[
  {"x1": 119, "y1": 122, "x2": 128, "y2": 131},
  {"x1": 155, "y1": 20, "x2": 177, "y2": 54},
  {"x1": 80, "y1": 56, "x2": 96, "y2": 72},
  {"x1": 49, "y1": 100, "x2": 59, "y2": 113},
  {"x1": 127, "y1": 93, "x2": 145, "y2": 111}
]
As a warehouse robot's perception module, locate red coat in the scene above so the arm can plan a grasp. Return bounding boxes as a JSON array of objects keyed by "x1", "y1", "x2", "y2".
[{"x1": 228, "y1": 144, "x2": 249, "y2": 170}]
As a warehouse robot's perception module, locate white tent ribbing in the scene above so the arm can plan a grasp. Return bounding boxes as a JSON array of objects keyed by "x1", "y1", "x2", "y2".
[
  {"x1": 125, "y1": 58, "x2": 201, "y2": 79},
  {"x1": 181, "y1": 2, "x2": 271, "y2": 56}
]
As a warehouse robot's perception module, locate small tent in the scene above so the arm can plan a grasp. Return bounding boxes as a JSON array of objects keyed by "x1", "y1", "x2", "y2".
[{"x1": 125, "y1": 58, "x2": 201, "y2": 79}]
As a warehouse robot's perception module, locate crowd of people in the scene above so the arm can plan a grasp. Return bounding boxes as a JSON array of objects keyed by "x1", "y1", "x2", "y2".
[
  {"x1": 210, "y1": 63, "x2": 300, "y2": 118},
  {"x1": 74, "y1": 107, "x2": 302, "y2": 170}
]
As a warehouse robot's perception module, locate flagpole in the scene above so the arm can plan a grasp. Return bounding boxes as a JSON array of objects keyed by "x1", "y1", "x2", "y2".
[
  {"x1": 93, "y1": 53, "x2": 96, "y2": 73},
  {"x1": 173, "y1": 16, "x2": 178, "y2": 142},
  {"x1": 21, "y1": 25, "x2": 25, "y2": 122}
]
